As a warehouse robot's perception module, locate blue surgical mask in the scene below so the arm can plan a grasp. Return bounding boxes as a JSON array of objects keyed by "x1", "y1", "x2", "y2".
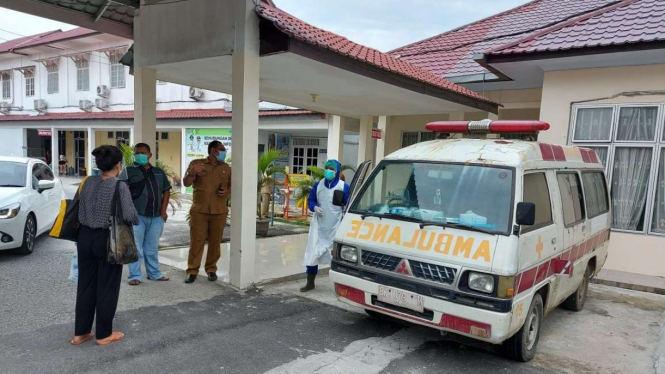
[
  {"x1": 324, "y1": 169, "x2": 336, "y2": 181},
  {"x1": 217, "y1": 151, "x2": 227, "y2": 162},
  {"x1": 134, "y1": 154, "x2": 149, "y2": 166}
]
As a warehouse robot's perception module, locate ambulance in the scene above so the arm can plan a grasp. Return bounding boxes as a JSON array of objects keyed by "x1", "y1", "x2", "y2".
[{"x1": 330, "y1": 120, "x2": 611, "y2": 362}]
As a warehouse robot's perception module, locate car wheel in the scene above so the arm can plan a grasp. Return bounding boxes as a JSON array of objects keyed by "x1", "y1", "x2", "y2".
[
  {"x1": 502, "y1": 293, "x2": 543, "y2": 362},
  {"x1": 563, "y1": 265, "x2": 591, "y2": 312},
  {"x1": 15, "y1": 214, "x2": 36, "y2": 256}
]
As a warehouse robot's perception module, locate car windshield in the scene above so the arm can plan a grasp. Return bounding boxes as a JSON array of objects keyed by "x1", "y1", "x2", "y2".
[
  {"x1": 0, "y1": 161, "x2": 27, "y2": 187},
  {"x1": 349, "y1": 161, "x2": 514, "y2": 234}
]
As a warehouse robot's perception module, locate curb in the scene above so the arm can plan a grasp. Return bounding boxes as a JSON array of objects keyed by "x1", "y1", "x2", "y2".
[
  {"x1": 591, "y1": 278, "x2": 665, "y2": 295},
  {"x1": 255, "y1": 268, "x2": 330, "y2": 286}
]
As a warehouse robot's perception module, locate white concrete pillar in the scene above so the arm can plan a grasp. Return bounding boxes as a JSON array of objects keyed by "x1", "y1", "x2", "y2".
[
  {"x1": 51, "y1": 127, "x2": 59, "y2": 177},
  {"x1": 327, "y1": 115, "x2": 344, "y2": 161},
  {"x1": 86, "y1": 127, "x2": 94, "y2": 176},
  {"x1": 180, "y1": 127, "x2": 187, "y2": 194},
  {"x1": 133, "y1": 67, "x2": 157, "y2": 153},
  {"x1": 357, "y1": 115, "x2": 374, "y2": 166},
  {"x1": 129, "y1": 127, "x2": 135, "y2": 146},
  {"x1": 376, "y1": 116, "x2": 389, "y2": 162},
  {"x1": 229, "y1": 0, "x2": 260, "y2": 289}
]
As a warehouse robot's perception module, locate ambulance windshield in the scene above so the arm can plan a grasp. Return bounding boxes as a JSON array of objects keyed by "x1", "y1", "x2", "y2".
[{"x1": 349, "y1": 161, "x2": 514, "y2": 234}]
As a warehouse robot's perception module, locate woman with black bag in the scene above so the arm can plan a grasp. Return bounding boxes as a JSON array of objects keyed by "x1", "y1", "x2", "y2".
[{"x1": 70, "y1": 145, "x2": 139, "y2": 346}]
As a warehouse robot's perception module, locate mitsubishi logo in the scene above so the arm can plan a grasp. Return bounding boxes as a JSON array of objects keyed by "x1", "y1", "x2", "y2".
[{"x1": 396, "y1": 259, "x2": 412, "y2": 276}]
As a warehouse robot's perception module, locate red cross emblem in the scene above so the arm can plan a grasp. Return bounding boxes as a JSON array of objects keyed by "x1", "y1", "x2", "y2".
[{"x1": 396, "y1": 260, "x2": 411, "y2": 275}]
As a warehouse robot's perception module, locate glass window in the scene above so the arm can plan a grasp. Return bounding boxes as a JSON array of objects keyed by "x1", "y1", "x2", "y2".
[
  {"x1": 0, "y1": 161, "x2": 27, "y2": 187},
  {"x1": 24, "y1": 69, "x2": 35, "y2": 97},
  {"x1": 651, "y1": 149, "x2": 665, "y2": 234},
  {"x1": 420, "y1": 132, "x2": 436, "y2": 142},
  {"x1": 616, "y1": 106, "x2": 658, "y2": 141},
  {"x1": 585, "y1": 147, "x2": 609, "y2": 167},
  {"x1": 611, "y1": 147, "x2": 652, "y2": 231},
  {"x1": 573, "y1": 107, "x2": 613, "y2": 141},
  {"x1": 1, "y1": 71, "x2": 10, "y2": 99},
  {"x1": 557, "y1": 173, "x2": 585, "y2": 226},
  {"x1": 38, "y1": 164, "x2": 54, "y2": 181},
  {"x1": 402, "y1": 132, "x2": 418, "y2": 148},
  {"x1": 522, "y1": 173, "x2": 553, "y2": 233},
  {"x1": 47, "y1": 65, "x2": 59, "y2": 94},
  {"x1": 76, "y1": 59, "x2": 89, "y2": 91},
  {"x1": 349, "y1": 161, "x2": 514, "y2": 234},
  {"x1": 109, "y1": 52, "x2": 125, "y2": 89},
  {"x1": 582, "y1": 172, "x2": 609, "y2": 218}
]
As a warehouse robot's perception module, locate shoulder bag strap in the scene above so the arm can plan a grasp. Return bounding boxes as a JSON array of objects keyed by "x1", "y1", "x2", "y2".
[{"x1": 111, "y1": 180, "x2": 121, "y2": 219}]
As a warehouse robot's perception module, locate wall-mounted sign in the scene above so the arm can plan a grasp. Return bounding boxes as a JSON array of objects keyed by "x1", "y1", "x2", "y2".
[
  {"x1": 38, "y1": 130, "x2": 52, "y2": 137},
  {"x1": 371, "y1": 128, "x2": 382, "y2": 139}
]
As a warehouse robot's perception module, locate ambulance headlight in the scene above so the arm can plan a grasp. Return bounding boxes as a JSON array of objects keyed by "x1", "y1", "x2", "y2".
[
  {"x1": 468, "y1": 272, "x2": 494, "y2": 294},
  {"x1": 340, "y1": 245, "x2": 358, "y2": 263}
]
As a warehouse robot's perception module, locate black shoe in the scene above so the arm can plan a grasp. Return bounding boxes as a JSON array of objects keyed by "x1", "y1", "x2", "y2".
[
  {"x1": 184, "y1": 274, "x2": 197, "y2": 284},
  {"x1": 208, "y1": 273, "x2": 218, "y2": 282},
  {"x1": 300, "y1": 273, "x2": 316, "y2": 292}
]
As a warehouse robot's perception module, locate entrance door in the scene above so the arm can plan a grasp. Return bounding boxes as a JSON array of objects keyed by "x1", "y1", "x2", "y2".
[{"x1": 74, "y1": 131, "x2": 86, "y2": 174}]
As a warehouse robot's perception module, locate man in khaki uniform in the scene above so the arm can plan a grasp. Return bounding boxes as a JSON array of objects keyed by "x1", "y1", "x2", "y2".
[{"x1": 183, "y1": 140, "x2": 231, "y2": 283}]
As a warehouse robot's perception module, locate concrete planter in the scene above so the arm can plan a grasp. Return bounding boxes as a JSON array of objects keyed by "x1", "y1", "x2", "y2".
[{"x1": 256, "y1": 219, "x2": 270, "y2": 237}]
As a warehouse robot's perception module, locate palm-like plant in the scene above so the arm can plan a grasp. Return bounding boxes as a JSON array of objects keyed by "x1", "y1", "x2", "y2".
[
  {"x1": 118, "y1": 142, "x2": 182, "y2": 215},
  {"x1": 257, "y1": 149, "x2": 287, "y2": 219}
]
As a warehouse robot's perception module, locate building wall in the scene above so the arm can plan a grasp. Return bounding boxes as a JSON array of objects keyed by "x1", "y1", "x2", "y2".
[
  {"x1": 539, "y1": 64, "x2": 665, "y2": 277},
  {"x1": 0, "y1": 128, "x2": 25, "y2": 156}
]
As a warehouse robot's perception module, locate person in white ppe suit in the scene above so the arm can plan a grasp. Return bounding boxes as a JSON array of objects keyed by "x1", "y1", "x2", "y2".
[{"x1": 301, "y1": 159, "x2": 349, "y2": 292}]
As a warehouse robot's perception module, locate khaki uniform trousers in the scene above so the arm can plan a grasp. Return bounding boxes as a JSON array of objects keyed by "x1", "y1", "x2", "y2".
[{"x1": 187, "y1": 211, "x2": 227, "y2": 275}]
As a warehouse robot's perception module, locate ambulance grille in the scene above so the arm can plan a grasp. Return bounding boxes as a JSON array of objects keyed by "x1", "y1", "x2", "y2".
[
  {"x1": 409, "y1": 261, "x2": 457, "y2": 285},
  {"x1": 361, "y1": 251, "x2": 401, "y2": 271}
]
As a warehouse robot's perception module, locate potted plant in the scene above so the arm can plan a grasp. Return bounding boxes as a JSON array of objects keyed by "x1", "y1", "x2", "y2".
[{"x1": 256, "y1": 149, "x2": 286, "y2": 236}]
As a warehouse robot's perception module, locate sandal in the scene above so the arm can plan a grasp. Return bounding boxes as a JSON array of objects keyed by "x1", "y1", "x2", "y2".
[
  {"x1": 96, "y1": 331, "x2": 124, "y2": 346},
  {"x1": 128, "y1": 280, "x2": 140, "y2": 286},
  {"x1": 70, "y1": 332, "x2": 94, "y2": 345},
  {"x1": 150, "y1": 276, "x2": 169, "y2": 281}
]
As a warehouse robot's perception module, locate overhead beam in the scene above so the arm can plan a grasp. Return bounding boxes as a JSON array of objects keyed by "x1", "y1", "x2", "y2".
[
  {"x1": 0, "y1": 0, "x2": 134, "y2": 39},
  {"x1": 94, "y1": 0, "x2": 112, "y2": 22}
]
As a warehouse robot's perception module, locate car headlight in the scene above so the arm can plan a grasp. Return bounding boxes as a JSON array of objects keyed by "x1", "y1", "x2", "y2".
[
  {"x1": 340, "y1": 245, "x2": 358, "y2": 263},
  {"x1": 468, "y1": 272, "x2": 494, "y2": 294},
  {"x1": 0, "y1": 203, "x2": 21, "y2": 219}
]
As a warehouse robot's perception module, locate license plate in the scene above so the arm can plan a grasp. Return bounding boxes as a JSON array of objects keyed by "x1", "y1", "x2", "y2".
[{"x1": 377, "y1": 285, "x2": 424, "y2": 313}]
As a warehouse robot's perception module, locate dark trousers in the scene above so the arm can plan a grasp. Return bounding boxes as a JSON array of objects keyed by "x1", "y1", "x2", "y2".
[{"x1": 75, "y1": 226, "x2": 122, "y2": 339}]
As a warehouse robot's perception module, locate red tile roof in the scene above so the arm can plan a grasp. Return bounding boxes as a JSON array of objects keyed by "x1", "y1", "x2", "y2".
[
  {"x1": 489, "y1": 0, "x2": 665, "y2": 56},
  {"x1": 0, "y1": 109, "x2": 320, "y2": 121},
  {"x1": 389, "y1": 0, "x2": 620, "y2": 79},
  {"x1": 0, "y1": 28, "x2": 99, "y2": 55},
  {"x1": 257, "y1": 2, "x2": 496, "y2": 105}
]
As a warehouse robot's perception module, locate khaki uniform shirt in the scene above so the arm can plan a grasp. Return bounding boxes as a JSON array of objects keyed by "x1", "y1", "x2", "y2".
[{"x1": 186, "y1": 158, "x2": 231, "y2": 215}]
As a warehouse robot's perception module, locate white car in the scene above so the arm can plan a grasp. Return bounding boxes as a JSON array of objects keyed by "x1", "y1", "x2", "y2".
[{"x1": 0, "y1": 156, "x2": 65, "y2": 255}]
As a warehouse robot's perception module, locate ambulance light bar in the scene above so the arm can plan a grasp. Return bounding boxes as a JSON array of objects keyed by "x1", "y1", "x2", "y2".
[{"x1": 425, "y1": 120, "x2": 550, "y2": 134}]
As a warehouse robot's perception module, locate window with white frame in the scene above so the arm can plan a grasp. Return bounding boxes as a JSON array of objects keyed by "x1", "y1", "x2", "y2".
[
  {"x1": 46, "y1": 61, "x2": 59, "y2": 94},
  {"x1": 75, "y1": 57, "x2": 90, "y2": 91},
  {"x1": 571, "y1": 104, "x2": 665, "y2": 235},
  {"x1": 401, "y1": 131, "x2": 436, "y2": 148},
  {"x1": 24, "y1": 68, "x2": 35, "y2": 97},
  {"x1": 109, "y1": 50, "x2": 125, "y2": 89},
  {"x1": 0, "y1": 71, "x2": 10, "y2": 99}
]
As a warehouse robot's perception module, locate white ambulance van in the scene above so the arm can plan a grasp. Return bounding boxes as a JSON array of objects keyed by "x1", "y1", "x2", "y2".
[{"x1": 331, "y1": 120, "x2": 611, "y2": 362}]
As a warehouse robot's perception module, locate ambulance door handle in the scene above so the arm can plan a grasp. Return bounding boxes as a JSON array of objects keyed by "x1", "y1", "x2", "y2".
[{"x1": 551, "y1": 238, "x2": 556, "y2": 245}]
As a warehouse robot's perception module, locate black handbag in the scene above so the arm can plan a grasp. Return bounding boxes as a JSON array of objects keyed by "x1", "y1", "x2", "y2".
[
  {"x1": 49, "y1": 177, "x2": 89, "y2": 242},
  {"x1": 106, "y1": 182, "x2": 139, "y2": 265}
]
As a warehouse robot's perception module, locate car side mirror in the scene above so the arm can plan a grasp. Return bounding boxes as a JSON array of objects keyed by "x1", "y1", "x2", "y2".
[
  {"x1": 516, "y1": 202, "x2": 536, "y2": 226},
  {"x1": 37, "y1": 180, "x2": 55, "y2": 192}
]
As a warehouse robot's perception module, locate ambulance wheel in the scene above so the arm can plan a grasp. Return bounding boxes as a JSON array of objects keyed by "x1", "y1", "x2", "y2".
[
  {"x1": 503, "y1": 293, "x2": 543, "y2": 362},
  {"x1": 563, "y1": 265, "x2": 590, "y2": 312}
]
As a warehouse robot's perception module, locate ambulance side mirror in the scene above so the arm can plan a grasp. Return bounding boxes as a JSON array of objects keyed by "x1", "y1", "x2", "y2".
[{"x1": 516, "y1": 202, "x2": 536, "y2": 226}]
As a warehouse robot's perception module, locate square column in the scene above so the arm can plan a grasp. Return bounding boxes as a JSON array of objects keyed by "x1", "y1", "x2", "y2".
[
  {"x1": 86, "y1": 127, "x2": 95, "y2": 176},
  {"x1": 376, "y1": 116, "x2": 389, "y2": 162},
  {"x1": 357, "y1": 115, "x2": 373, "y2": 166},
  {"x1": 51, "y1": 127, "x2": 59, "y2": 177},
  {"x1": 134, "y1": 67, "x2": 157, "y2": 153},
  {"x1": 326, "y1": 115, "x2": 344, "y2": 161},
  {"x1": 229, "y1": 0, "x2": 260, "y2": 289}
]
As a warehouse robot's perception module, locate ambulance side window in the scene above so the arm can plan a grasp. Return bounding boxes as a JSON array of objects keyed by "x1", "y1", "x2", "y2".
[
  {"x1": 522, "y1": 172, "x2": 553, "y2": 233},
  {"x1": 581, "y1": 171, "x2": 609, "y2": 219},
  {"x1": 557, "y1": 172, "x2": 586, "y2": 227}
]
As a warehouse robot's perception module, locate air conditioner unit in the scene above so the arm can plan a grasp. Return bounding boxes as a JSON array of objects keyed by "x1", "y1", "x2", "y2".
[
  {"x1": 34, "y1": 99, "x2": 47, "y2": 111},
  {"x1": 189, "y1": 87, "x2": 204, "y2": 100},
  {"x1": 0, "y1": 102, "x2": 9, "y2": 114},
  {"x1": 79, "y1": 100, "x2": 93, "y2": 112},
  {"x1": 95, "y1": 98, "x2": 110, "y2": 111},
  {"x1": 97, "y1": 84, "x2": 110, "y2": 98}
]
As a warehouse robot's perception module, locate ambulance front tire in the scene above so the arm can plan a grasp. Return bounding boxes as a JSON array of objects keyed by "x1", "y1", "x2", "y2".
[
  {"x1": 502, "y1": 293, "x2": 543, "y2": 362},
  {"x1": 562, "y1": 265, "x2": 591, "y2": 312}
]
